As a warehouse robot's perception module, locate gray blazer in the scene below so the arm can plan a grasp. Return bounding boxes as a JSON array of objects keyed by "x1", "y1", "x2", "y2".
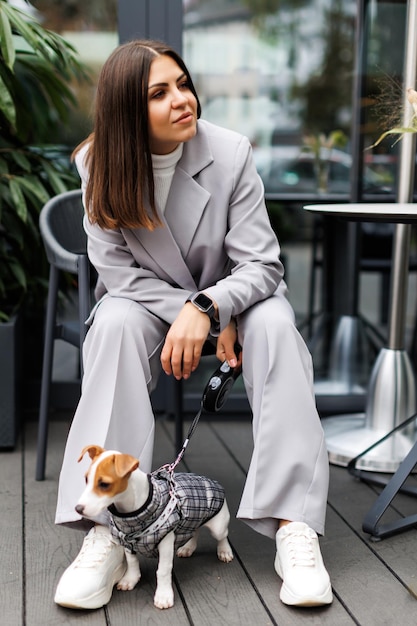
[{"x1": 76, "y1": 119, "x2": 284, "y2": 332}]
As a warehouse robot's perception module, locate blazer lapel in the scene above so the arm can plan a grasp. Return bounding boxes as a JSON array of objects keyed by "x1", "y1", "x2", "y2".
[
  {"x1": 131, "y1": 122, "x2": 213, "y2": 289},
  {"x1": 133, "y1": 216, "x2": 197, "y2": 290},
  {"x1": 164, "y1": 122, "x2": 213, "y2": 257},
  {"x1": 164, "y1": 167, "x2": 211, "y2": 258}
]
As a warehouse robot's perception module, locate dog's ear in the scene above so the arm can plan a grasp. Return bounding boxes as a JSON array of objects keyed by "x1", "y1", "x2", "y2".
[
  {"x1": 113, "y1": 453, "x2": 139, "y2": 478},
  {"x1": 78, "y1": 445, "x2": 105, "y2": 463}
]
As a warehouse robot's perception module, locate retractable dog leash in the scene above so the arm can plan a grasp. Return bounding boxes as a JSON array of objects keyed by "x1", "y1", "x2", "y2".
[
  {"x1": 137, "y1": 352, "x2": 242, "y2": 540},
  {"x1": 165, "y1": 355, "x2": 242, "y2": 473}
]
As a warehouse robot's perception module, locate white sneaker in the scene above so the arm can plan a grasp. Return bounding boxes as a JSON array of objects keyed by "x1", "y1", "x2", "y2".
[
  {"x1": 274, "y1": 522, "x2": 333, "y2": 607},
  {"x1": 55, "y1": 525, "x2": 127, "y2": 609}
]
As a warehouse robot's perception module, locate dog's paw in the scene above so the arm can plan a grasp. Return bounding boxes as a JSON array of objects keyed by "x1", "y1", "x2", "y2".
[
  {"x1": 154, "y1": 587, "x2": 174, "y2": 609},
  {"x1": 176, "y1": 538, "x2": 197, "y2": 558},
  {"x1": 176, "y1": 545, "x2": 194, "y2": 558},
  {"x1": 218, "y1": 549, "x2": 234, "y2": 563},
  {"x1": 117, "y1": 573, "x2": 141, "y2": 591},
  {"x1": 217, "y1": 539, "x2": 234, "y2": 563}
]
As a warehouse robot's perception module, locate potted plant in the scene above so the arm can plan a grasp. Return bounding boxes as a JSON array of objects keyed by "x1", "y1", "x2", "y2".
[
  {"x1": 369, "y1": 87, "x2": 417, "y2": 148},
  {"x1": 302, "y1": 130, "x2": 348, "y2": 194},
  {"x1": 0, "y1": 0, "x2": 87, "y2": 446}
]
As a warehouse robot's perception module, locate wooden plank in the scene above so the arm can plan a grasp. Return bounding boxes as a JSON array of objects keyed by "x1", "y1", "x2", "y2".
[
  {"x1": 23, "y1": 415, "x2": 417, "y2": 625},
  {"x1": 341, "y1": 468, "x2": 417, "y2": 534},
  {"x1": 329, "y1": 464, "x2": 417, "y2": 533},
  {"x1": 215, "y1": 420, "x2": 417, "y2": 624},
  {"x1": 328, "y1": 463, "x2": 417, "y2": 621},
  {"x1": 107, "y1": 557, "x2": 191, "y2": 625},
  {"x1": 85, "y1": 417, "x2": 191, "y2": 625},
  {"x1": 23, "y1": 419, "x2": 190, "y2": 625},
  {"x1": 322, "y1": 504, "x2": 417, "y2": 625},
  {"x1": 186, "y1": 420, "x2": 355, "y2": 625},
  {"x1": 1, "y1": 436, "x2": 23, "y2": 626},
  {"x1": 24, "y1": 421, "x2": 106, "y2": 625},
  {"x1": 153, "y1": 420, "x2": 276, "y2": 626}
]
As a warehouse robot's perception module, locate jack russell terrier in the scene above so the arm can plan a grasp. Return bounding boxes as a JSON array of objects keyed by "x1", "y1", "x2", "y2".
[{"x1": 76, "y1": 445, "x2": 234, "y2": 609}]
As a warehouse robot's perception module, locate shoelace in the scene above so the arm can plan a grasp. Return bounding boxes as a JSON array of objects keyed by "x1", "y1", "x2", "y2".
[
  {"x1": 284, "y1": 531, "x2": 316, "y2": 568},
  {"x1": 74, "y1": 531, "x2": 113, "y2": 569}
]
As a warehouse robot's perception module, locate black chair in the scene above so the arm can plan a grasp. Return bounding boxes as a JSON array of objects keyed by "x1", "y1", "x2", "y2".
[
  {"x1": 36, "y1": 189, "x2": 91, "y2": 480},
  {"x1": 35, "y1": 189, "x2": 190, "y2": 480}
]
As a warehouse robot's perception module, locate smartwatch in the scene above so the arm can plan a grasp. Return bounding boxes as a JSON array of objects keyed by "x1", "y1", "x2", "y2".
[{"x1": 186, "y1": 292, "x2": 216, "y2": 320}]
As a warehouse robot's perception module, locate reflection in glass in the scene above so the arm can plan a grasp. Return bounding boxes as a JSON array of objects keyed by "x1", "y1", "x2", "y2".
[
  {"x1": 183, "y1": 0, "x2": 357, "y2": 196},
  {"x1": 31, "y1": 0, "x2": 118, "y2": 146},
  {"x1": 362, "y1": 1, "x2": 408, "y2": 196}
]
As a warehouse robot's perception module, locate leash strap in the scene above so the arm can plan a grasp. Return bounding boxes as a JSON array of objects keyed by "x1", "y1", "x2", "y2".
[
  {"x1": 160, "y1": 348, "x2": 242, "y2": 474},
  {"x1": 166, "y1": 402, "x2": 204, "y2": 473}
]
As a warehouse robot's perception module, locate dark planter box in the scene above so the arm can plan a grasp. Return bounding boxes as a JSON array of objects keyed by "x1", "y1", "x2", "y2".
[{"x1": 0, "y1": 314, "x2": 21, "y2": 448}]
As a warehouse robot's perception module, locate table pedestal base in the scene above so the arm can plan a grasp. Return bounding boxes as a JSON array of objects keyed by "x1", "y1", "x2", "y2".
[
  {"x1": 311, "y1": 314, "x2": 382, "y2": 414},
  {"x1": 323, "y1": 414, "x2": 417, "y2": 471},
  {"x1": 322, "y1": 348, "x2": 417, "y2": 472},
  {"x1": 328, "y1": 315, "x2": 376, "y2": 383},
  {"x1": 309, "y1": 315, "x2": 381, "y2": 385}
]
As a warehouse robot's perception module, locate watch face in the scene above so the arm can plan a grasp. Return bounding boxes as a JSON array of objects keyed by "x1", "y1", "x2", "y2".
[{"x1": 194, "y1": 293, "x2": 213, "y2": 312}]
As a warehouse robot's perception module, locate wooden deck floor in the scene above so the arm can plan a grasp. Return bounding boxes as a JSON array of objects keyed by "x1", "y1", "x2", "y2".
[{"x1": 3, "y1": 414, "x2": 417, "y2": 626}]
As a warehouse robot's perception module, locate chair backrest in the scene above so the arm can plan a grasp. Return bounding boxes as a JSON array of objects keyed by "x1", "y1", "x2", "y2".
[{"x1": 39, "y1": 189, "x2": 86, "y2": 273}]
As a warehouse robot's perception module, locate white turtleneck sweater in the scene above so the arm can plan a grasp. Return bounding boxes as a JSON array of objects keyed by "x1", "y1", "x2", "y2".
[{"x1": 151, "y1": 143, "x2": 184, "y2": 214}]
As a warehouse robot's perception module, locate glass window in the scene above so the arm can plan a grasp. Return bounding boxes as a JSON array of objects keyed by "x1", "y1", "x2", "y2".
[
  {"x1": 362, "y1": 0, "x2": 408, "y2": 196},
  {"x1": 31, "y1": 0, "x2": 118, "y2": 146},
  {"x1": 183, "y1": 0, "x2": 357, "y2": 198}
]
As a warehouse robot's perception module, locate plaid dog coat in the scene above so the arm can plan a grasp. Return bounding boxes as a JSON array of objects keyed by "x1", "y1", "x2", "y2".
[{"x1": 108, "y1": 468, "x2": 225, "y2": 558}]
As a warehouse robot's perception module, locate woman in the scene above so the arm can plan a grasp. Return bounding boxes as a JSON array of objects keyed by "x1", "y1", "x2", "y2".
[{"x1": 54, "y1": 39, "x2": 332, "y2": 610}]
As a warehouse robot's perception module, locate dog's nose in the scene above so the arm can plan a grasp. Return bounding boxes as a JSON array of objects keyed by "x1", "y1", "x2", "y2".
[{"x1": 75, "y1": 504, "x2": 84, "y2": 515}]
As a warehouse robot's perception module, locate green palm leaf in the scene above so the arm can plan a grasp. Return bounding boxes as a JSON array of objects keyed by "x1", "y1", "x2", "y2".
[{"x1": 0, "y1": 6, "x2": 15, "y2": 71}]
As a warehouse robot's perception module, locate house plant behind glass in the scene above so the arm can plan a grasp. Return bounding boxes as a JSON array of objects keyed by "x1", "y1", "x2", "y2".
[
  {"x1": 369, "y1": 88, "x2": 417, "y2": 148},
  {"x1": 0, "y1": 0, "x2": 87, "y2": 437}
]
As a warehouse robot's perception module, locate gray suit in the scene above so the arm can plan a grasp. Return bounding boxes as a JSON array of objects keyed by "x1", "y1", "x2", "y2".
[{"x1": 56, "y1": 120, "x2": 329, "y2": 538}]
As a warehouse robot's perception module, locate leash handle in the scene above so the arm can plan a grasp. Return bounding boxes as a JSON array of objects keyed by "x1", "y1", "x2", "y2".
[{"x1": 166, "y1": 349, "x2": 242, "y2": 473}]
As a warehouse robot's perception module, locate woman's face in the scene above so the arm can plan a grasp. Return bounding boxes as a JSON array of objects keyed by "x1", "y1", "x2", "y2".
[{"x1": 147, "y1": 54, "x2": 198, "y2": 154}]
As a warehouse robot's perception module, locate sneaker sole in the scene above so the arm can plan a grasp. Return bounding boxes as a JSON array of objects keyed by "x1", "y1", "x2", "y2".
[
  {"x1": 55, "y1": 561, "x2": 127, "y2": 610},
  {"x1": 280, "y1": 582, "x2": 333, "y2": 607},
  {"x1": 275, "y1": 554, "x2": 333, "y2": 607}
]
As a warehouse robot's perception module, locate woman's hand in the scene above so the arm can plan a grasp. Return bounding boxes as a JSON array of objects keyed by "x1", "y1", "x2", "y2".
[
  {"x1": 216, "y1": 319, "x2": 242, "y2": 369},
  {"x1": 161, "y1": 303, "x2": 211, "y2": 380}
]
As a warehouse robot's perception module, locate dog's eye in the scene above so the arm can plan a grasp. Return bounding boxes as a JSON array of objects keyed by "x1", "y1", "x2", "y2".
[{"x1": 98, "y1": 480, "x2": 111, "y2": 491}]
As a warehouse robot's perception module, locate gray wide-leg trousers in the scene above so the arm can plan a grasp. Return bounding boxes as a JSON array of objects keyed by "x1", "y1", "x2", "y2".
[{"x1": 56, "y1": 288, "x2": 329, "y2": 538}]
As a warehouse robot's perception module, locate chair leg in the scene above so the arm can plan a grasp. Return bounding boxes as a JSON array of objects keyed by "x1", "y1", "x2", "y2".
[
  {"x1": 35, "y1": 267, "x2": 59, "y2": 481},
  {"x1": 77, "y1": 255, "x2": 91, "y2": 378},
  {"x1": 347, "y1": 412, "x2": 417, "y2": 539},
  {"x1": 307, "y1": 216, "x2": 321, "y2": 339},
  {"x1": 362, "y1": 440, "x2": 417, "y2": 539},
  {"x1": 410, "y1": 292, "x2": 417, "y2": 364}
]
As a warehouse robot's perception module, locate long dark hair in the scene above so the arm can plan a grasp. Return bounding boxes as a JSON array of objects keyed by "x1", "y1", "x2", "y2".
[{"x1": 74, "y1": 39, "x2": 201, "y2": 230}]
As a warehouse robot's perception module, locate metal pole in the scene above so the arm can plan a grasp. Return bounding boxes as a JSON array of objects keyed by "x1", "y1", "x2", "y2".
[{"x1": 388, "y1": 0, "x2": 417, "y2": 349}]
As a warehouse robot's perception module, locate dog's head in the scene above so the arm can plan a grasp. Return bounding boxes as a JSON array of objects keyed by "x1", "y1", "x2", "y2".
[{"x1": 75, "y1": 445, "x2": 139, "y2": 518}]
